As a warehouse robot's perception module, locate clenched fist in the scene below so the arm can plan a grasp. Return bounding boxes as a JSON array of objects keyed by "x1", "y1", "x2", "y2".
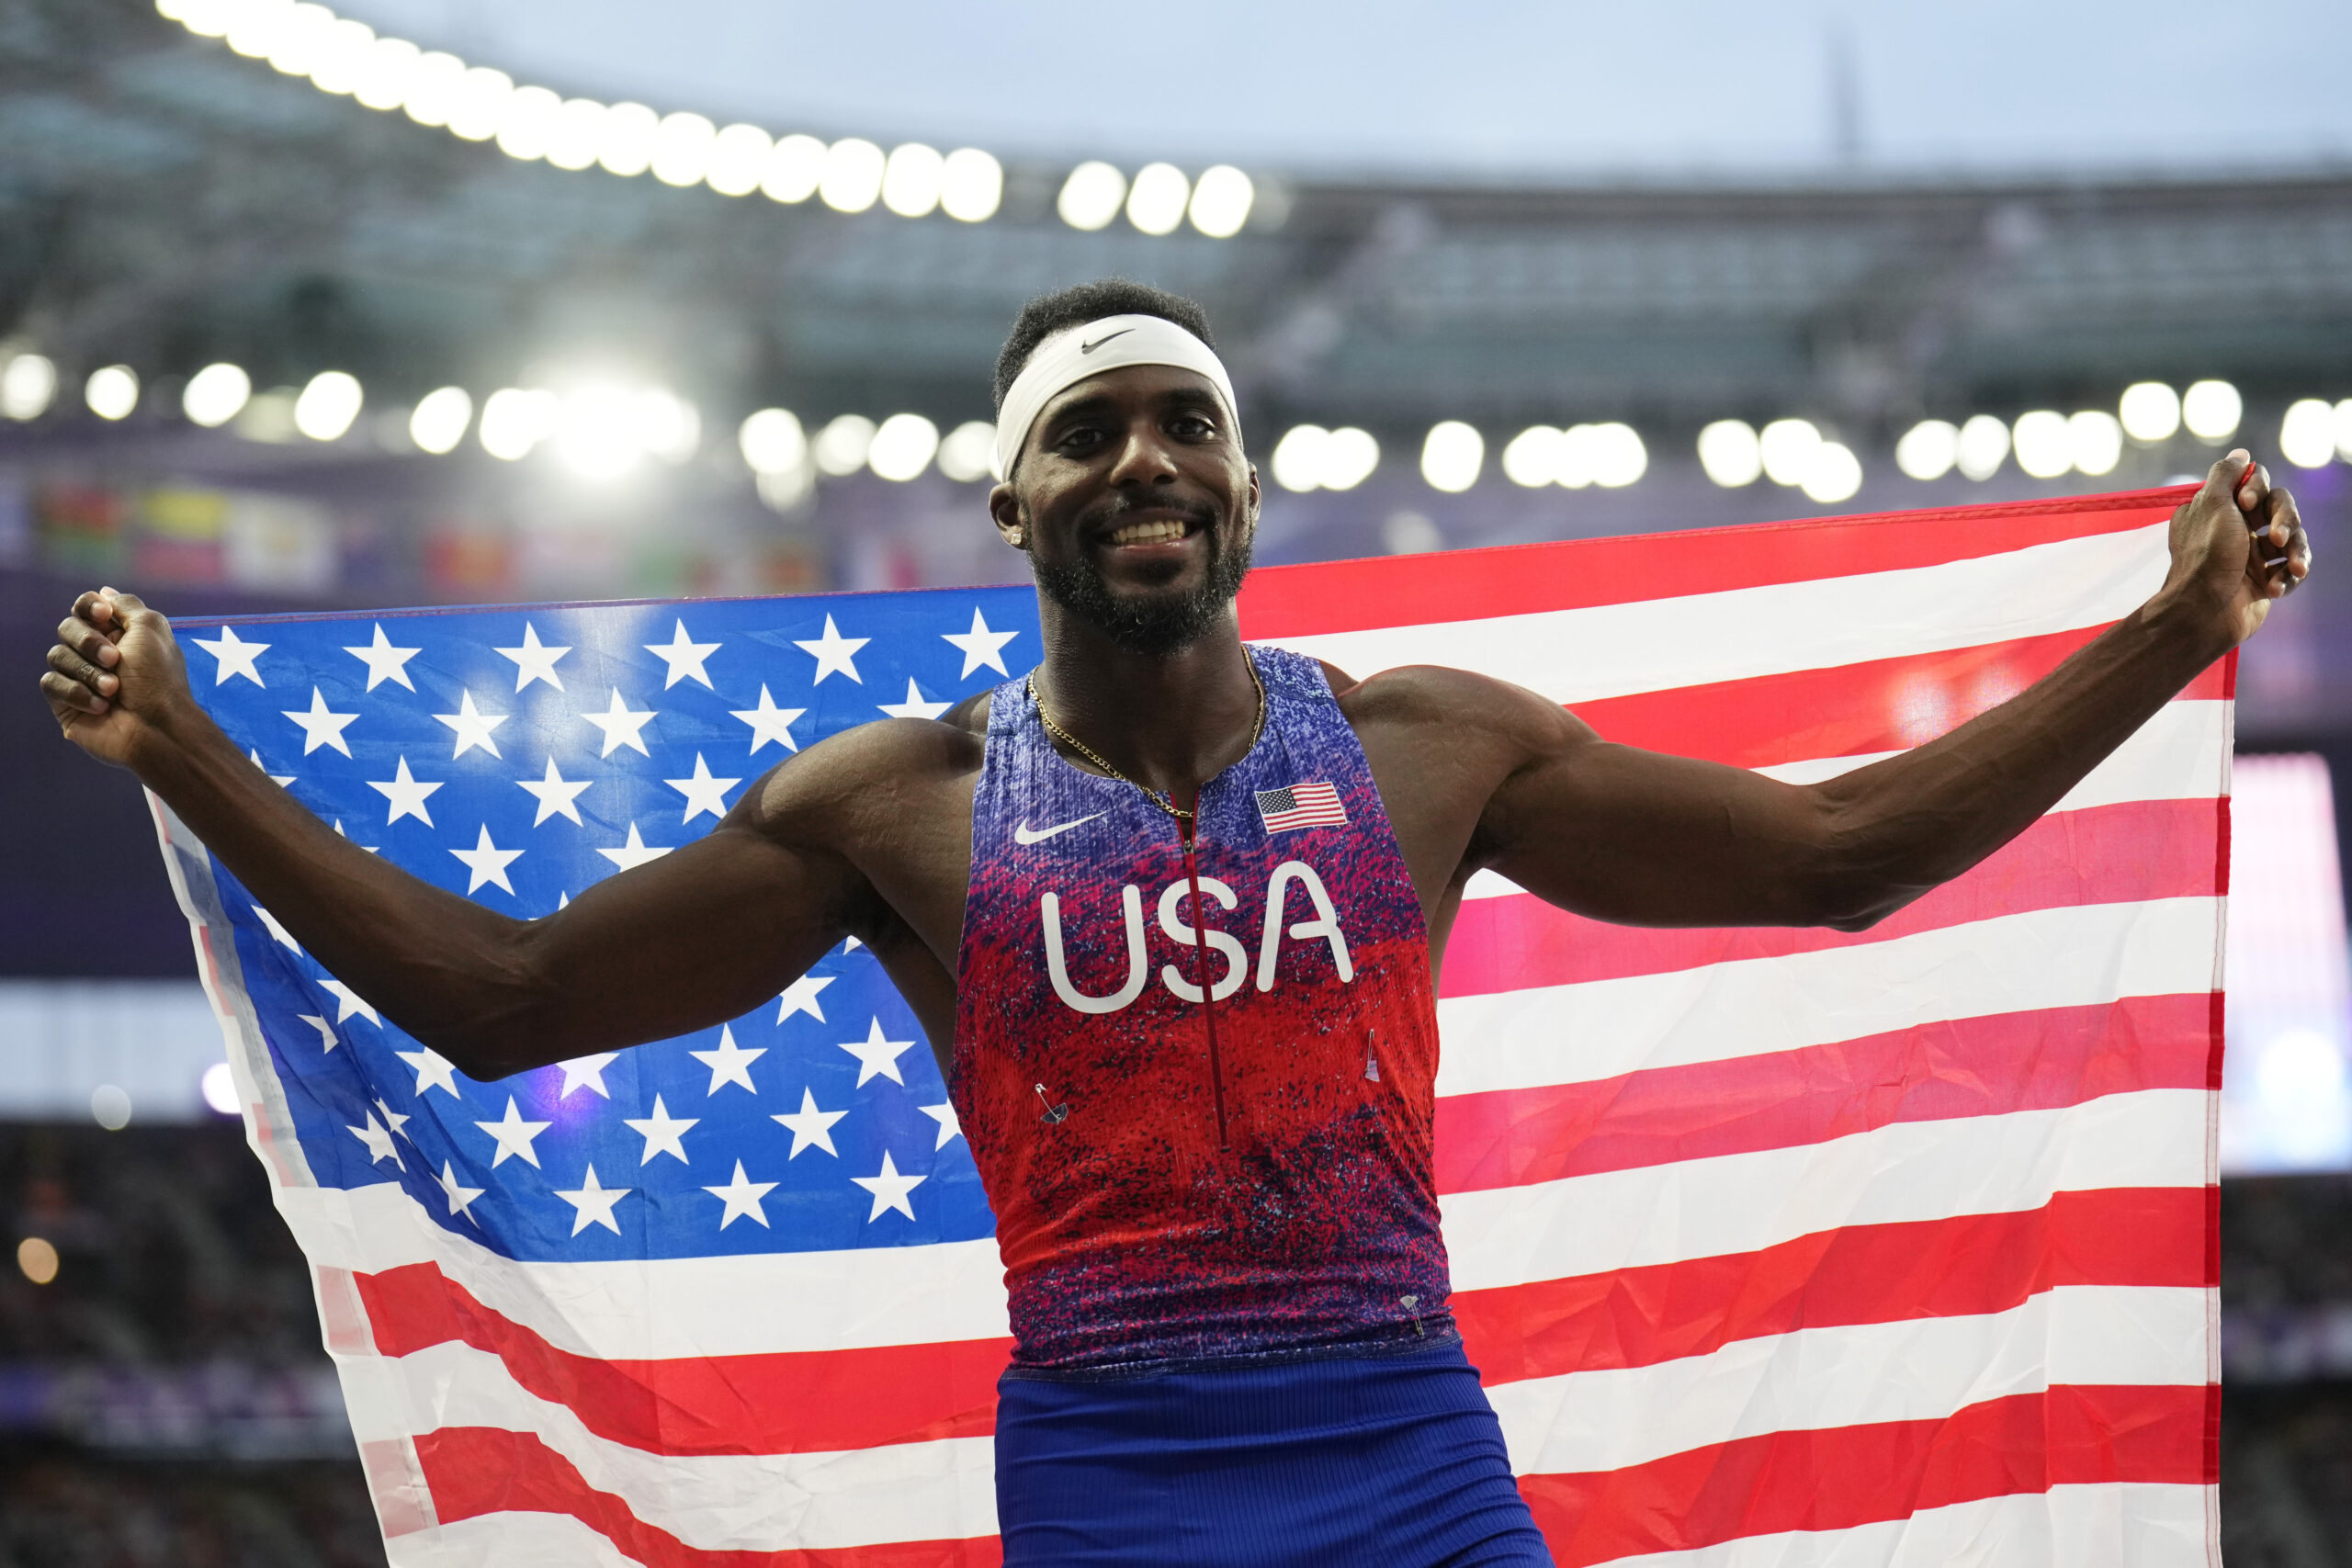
[
  {"x1": 41, "y1": 587, "x2": 198, "y2": 773},
  {"x1": 2161, "y1": 448, "x2": 2312, "y2": 649}
]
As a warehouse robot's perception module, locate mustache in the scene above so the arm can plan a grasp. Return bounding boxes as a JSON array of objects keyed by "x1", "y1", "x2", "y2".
[{"x1": 1080, "y1": 493, "x2": 1219, "y2": 534}]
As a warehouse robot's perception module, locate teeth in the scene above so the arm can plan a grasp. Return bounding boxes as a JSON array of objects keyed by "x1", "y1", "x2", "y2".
[{"x1": 1107, "y1": 519, "x2": 1188, "y2": 546}]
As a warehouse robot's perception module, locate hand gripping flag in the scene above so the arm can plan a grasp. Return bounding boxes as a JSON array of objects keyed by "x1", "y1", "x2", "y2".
[{"x1": 154, "y1": 487, "x2": 2229, "y2": 1567}]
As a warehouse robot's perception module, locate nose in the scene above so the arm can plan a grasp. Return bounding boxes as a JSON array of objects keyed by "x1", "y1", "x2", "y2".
[{"x1": 1104, "y1": 419, "x2": 1182, "y2": 490}]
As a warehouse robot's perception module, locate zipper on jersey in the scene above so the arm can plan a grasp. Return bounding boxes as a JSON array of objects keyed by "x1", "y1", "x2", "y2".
[{"x1": 1178, "y1": 803, "x2": 1231, "y2": 1150}]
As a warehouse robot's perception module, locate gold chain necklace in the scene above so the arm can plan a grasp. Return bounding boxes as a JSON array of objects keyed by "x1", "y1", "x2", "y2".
[{"x1": 1029, "y1": 658, "x2": 1267, "y2": 825}]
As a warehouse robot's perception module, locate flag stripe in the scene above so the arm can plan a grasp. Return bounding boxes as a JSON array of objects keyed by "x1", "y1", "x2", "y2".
[
  {"x1": 1237, "y1": 491, "x2": 2186, "y2": 639},
  {"x1": 1515, "y1": 1383, "x2": 2212, "y2": 1568},
  {"x1": 1434, "y1": 992, "x2": 2214, "y2": 1191}
]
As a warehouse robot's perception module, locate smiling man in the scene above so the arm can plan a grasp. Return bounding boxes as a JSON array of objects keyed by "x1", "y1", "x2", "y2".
[{"x1": 42, "y1": 278, "x2": 2309, "y2": 1566}]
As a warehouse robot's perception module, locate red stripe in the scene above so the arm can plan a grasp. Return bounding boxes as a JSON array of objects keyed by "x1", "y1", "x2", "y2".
[
  {"x1": 1442, "y1": 795, "x2": 2221, "y2": 998},
  {"x1": 1567, "y1": 626, "x2": 2230, "y2": 770},
  {"x1": 1437, "y1": 992, "x2": 2214, "y2": 1192},
  {"x1": 1518, "y1": 1382, "x2": 2211, "y2": 1567},
  {"x1": 1238, "y1": 489, "x2": 2187, "y2": 638},
  {"x1": 356, "y1": 1264, "x2": 1009, "y2": 1456},
  {"x1": 413, "y1": 1426, "x2": 1001, "y2": 1567},
  {"x1": 1455, "y1": 1186, "x2": 2212, "y2": 1384}
]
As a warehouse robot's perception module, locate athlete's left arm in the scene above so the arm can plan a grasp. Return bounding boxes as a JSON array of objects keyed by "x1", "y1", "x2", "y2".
[{"x1": 1469, "y1": 452, "x2": 2307, "y2": 931}]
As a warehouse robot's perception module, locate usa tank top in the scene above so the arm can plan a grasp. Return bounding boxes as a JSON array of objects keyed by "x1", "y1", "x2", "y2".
[{"x1": 950, "y1": 645, "x2": 1453, "y2": 1370}]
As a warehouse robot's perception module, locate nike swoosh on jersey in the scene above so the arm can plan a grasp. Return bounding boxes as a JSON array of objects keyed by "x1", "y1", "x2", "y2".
[{"x1": 1014, "y1": 813, "x2": 1106, "y2": 845}]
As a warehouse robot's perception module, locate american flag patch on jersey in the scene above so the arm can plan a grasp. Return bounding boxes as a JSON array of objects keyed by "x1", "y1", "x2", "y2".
[{"x1": 1255, "y1": 781, "x2": 1349, "y2": 834}]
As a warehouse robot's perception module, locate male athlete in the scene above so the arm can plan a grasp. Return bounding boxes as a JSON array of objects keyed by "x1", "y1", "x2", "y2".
[{"x1": 43, "y1": 279, "x2": 2310, "y2": 1565}]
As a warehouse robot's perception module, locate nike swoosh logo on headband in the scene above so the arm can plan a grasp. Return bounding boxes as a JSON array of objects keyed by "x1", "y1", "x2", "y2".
[{"x1": 1080, "y1": 328, "x2": 1135, "y2": 354}]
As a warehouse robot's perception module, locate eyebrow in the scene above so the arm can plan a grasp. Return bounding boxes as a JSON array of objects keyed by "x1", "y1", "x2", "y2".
[{"x1": 1040, "y1": 385, "x2": 1226, "y2": 434}]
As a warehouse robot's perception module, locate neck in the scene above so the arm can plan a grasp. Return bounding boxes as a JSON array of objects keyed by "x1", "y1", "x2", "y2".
[{"x1": 1030, "y1": 599, "x2": 1261, "y2": 806}]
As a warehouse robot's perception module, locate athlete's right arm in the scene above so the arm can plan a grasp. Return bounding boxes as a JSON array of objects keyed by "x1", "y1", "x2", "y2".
[{"x1": 42, "y1": 588, "x2": 865, "y2": 1079}]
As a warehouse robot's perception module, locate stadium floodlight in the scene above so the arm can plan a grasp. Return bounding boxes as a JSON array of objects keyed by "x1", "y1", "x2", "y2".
[
  {"x1": 2118, "y1": 381, "x2": 2180, "y2": 444},
  {"x1": 351, "y1": 36, "x2": 422, "y2": 113},
  {"x1": 639, "y1": 389, "x2": 701, "y2": 465},
  {"x1": 401, "y1": 51, "x2": 466, "y2": 127},
  {"x1": 1758, "y1": 418, "x2": 1820, "y2": 486},
  {"x1": 1057, "y1": 162, "x2": 1126, "y2": 231},
  {"x1": 85, "y1": 365, "x2": 140, "y2": 421},
  {"x1": 201, "y1": 1062, "x2": 239, "y2": 1116},
  {"x1": 2337, "y1": 400, "x2": 2352, "y2": 464},
  {"x1": 294, "y1": 370, "x2": 363, "y2": 441},
  {"x1": 650, "y1": 112, "x2": 718, "y2": 188},
  {"x1": 183, "y1": 362, "x2": 253, "y2": 428},
  {"x1": 1956, "y1": 413, "x2": 2009, "y2": 479},
  {"x1": 1320, "y1": 427, "x2": 1380, "y2": 491},
  {"x1": 1801, "y1": 442, "x2": 1862, "y2": 503},
  {"x1": 1126, "y1": 164, "x2": 1191, "y2": 237},
  {"x1": 820, "y1": 139, "x2": 887, "y2": 214},
  {"x1": 881, "y1": 144, "x2": 946, "y2": 220},
  {"x1": 941, "y1": 150, "x2": 1003, "y2": 223},
  {"x1": 1590, "y1": 423, "x2": 1646, "y2": 488},
  {"x1": 936, "y1": 420, "x2": 998, "y2": 481},
  {"x1": 1696, "y1": 419, "x2": 1763, "y2": 487},
  {"x1": 555, "y1": 385, "x2": 644, "y2": 479},
  {"x1": 1894, "y1": 419, "x2": 1960, "y2": 480},
  {"x1": 1502, "y1": 426, "x2": 1562, "y2": 487},
  {"x1": 447, "y1": 67, "x2": 513, "y2": 142},
  {"x1": 763, "y1": 134, "x2": 828, "y2": 204},
  {"x1": 2182, "y1": 379, "x2": 2242, "y2": 442},
  {"x1": 597, "y1": 102, "x2": 661, "y2": 177},
  {"x1": 225, "y1": 0, "x2": 294, "y2": 60},
  {"x1": 543, "y1": 97, "x2": 605, "y2": 167},
  {"x1": 812, "y1": 413, "x2": 877, "y2": 476},
  {"x1": 265, "y1": 3, "x2": 336, "y2": 76},
  {"x1": 1272, "y1": 425, "x2": 1329, "y2": 492},
  {"x1": 494, "y1": 85, "x2": 562, "y2": 162},
  {"x1": 480, "y1": 388, "x2": 557, "y2": 460},
  {"x1": 1188, "y1": 166, "x2": 1254, "y2": 238},
  {"x1": 1420, "y1": 422, "x2": 1483, "y2": 492},
  {"x1": 0, "y1": 353, "x2": 57, "y2": 421},
  {"x1": 306, "y1": 17, "x2": 376, "y2": 95},
  {"x1": 2279, "y1": 400, "x2": 2338, "y2": 469},
  {"x1": 409, "y1": 387, "x2": 473, "y2": 455},
  {"x1": 2011, "y1": 410, "x2": 2070, "y2": 479},
  {"x1": 739, "y1": 409, "x2": 808, "y2": 476},
  {"x1": 868, "y1": 413, "x2": 941, "y2": 481},
  {"x1": 706, "y1": 123, "x2": 774, "y2": 197},
  {"x1": 2067, "y1": 410, "x2": 2123, "y2": 477},
  {"x1": 1555, "y1": 424, "x2": 1601, "y2": 489}
]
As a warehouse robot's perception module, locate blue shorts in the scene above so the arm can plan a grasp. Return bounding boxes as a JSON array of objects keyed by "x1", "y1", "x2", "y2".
[{"x1": 993, "y1": 1336, "x2": 1555, "y2": 1566}]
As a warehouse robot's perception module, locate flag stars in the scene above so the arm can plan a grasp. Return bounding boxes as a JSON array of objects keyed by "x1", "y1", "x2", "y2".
[
  {"x1": 596, "y1": 823, "x2": 672, "y2": 873},
  {"x1": 496, "y1": 623, "x2": 571, "y2": 692},
  {"x1": 665, "y1": 754, "x2": 741, "y2": 822},
  {"x1": 251, "y1": 905, "x2": 300, "y2": 953},
  {"x1": 919, "y1": 1102, "x2": 963, "y2": 1151},
  {"x1": 192, "y1": 625, "x2": 268, "y2": 685},
  {"x1": 943, "y1": 607, "x2": 1019, "y2": 678},
  {"x1": 475, "y1": 1096, "x2": 552, "y2": 1168},
  {"x1": 622, "y1": 1095, "x2": 698, "y2": 1165},
  {"x1": 582, "y1": 689, "x2": 657, "y2": 758},
  {"x1": 554, "y1": 1165, "x2": 631, "y2": 1236},
  {"x1": 436, "y1": 1160, "x2": 485, "y2": 1224},
  {"x1": 776, "y1": 974, "x2": 833, "y2": 1024},
  {"x1": 878, "y1": 679, "x2": 952, "y2": 721},
  {"x1": 772, "y1": 1088, "x2": 848, "y2": 1158},
  {"x1": 249, "y1": 748, "x2": 294, "y2": 787},
  {"x1": 644, "y1": 620, "x2": 721, "y2": 689},
  {"x1": 518, "y1": 758, "x2": 594, "y2": 827},
  {"x1": 343, "y1": 624, "x2": 421, "y2": 691},
  {"x1": 852, "y1": 1151, "x2": 925, "y2": 1223},
  {"x1": 554, "y1": 1053, "x2": 618, "y2": 1100},
  {"x1": 345, "y1": 1110, "x2": 402, "y2": 1168},
  {"x1": 281, "y1": 687, "x2": 359, "y2": 756},
  {"x1": 689, "y1": 1024, "x2": 764, "y2": 1095},
  {"x1": 373, "y1": 1097, "x2": 413, "y2": 1142},
  {"x1": 450, "y1": 825, "x2": 524, "y2": 895},
  {"x1": 839, "y1": 1017, "x2": 916, "y2": 1088},
  {"x1": 295, "y1": 1013, "x2": 337, "y2": 1053},
  {"x1": 730, "y1": 685, "x2": 806, "y2": 754},
  {"x1": 435, "y1": 691, "x2": 509, "y2": 760},
  {"x1": 703, "y1": 1161, "x2": 777, "y2": 1229},
  {"x1": 395, "y1": 1045, "x2": 461, "y2": 1098},
  {"x1": 317, "y1": 979, "x2": 379, "y2": 1026},
  {"x1": 368, "y1": 757, "x2": 443, "y2": 827},
  {"x1": 795, "y1": 615, "x2": 868, "y2": 684}
]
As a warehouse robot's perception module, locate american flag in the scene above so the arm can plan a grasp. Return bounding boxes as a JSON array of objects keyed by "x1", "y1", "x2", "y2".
[
  {"x1": 1253, "y1": 780, "x2": 1349, "y2": 833},
  {"x1": 155, "y1": 485, "x2": 2224, "y2": 1567}
]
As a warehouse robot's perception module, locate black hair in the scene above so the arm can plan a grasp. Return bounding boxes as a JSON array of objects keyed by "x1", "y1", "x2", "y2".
[{"x1": 991, "y1": 279, "x2": 1216, "y2": 413}]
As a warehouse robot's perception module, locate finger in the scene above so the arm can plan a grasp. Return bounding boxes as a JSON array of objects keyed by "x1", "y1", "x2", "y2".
[
  {"x1": 40, "y1": 670, "x2": 109, "y2": 716},
  {"x1": 2261, "y1": 487, "x2": 2302, "y2": 552},
  {"x1": 55, "y1": 613, "x2": 120, "y2": 667},
  {"x1": 48, "y1": 642, "x2": 118, "y2": 697},
  {"x1": 2233, "y1": 454, "x2": 2266, "y2": 513}
]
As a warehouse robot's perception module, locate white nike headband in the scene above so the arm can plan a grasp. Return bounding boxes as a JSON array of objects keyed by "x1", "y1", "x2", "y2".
[{"x1": 992, "y1": 313, "x2": 1239, "y2": 480}]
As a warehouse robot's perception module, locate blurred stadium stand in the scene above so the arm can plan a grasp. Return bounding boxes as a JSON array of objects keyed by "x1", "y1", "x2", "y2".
[{"x1": 6, "y1": 0, "x2": 2352, "y2": 1558}]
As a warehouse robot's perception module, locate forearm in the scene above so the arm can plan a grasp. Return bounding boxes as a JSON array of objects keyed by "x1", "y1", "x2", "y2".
[{"x1": 1810, "y1": 590, "x2": 2228, "y2": 926}]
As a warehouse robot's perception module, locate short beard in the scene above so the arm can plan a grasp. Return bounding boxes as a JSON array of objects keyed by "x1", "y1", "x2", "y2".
[{"x1": 1031, "y1": 507, "x2": 1253, "y2": 659}]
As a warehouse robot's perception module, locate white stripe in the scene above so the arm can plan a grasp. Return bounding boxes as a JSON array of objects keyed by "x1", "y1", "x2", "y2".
[
  {"x1": 384, "y1": 1511, "x2": 673, "y2": 1568},
  {"x1": 277, "y1": 1181, "x2": 1010, "y2": 1359},
  {"x1": 338, "y1": 1339, "x2": 998, "y2": 1551},
  {"x1": 1488, "y1": 1284, "x2": 2209, "y2": 1477},
  {"x1": 1460, "y1": 697, "x2": 2226, "y2": 901},
  {"x1": 1592, "y1": 1483, "x2": 2215, "y2": 1568},
  {"x1": 1436, "y1": 897, "x2": 2222, "y2": 1097},
  {"x1": 1442, "y1": 1089, "x2": 2210, "y2": 1290},
  {"x1": 1272, "y1": 525, "x2": 2165, "y2": 706}
]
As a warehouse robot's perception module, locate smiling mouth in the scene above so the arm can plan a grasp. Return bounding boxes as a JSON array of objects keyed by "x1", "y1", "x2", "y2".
[{"x1": 1102, "y1": 517, "x2": 1196, "y2": 547}]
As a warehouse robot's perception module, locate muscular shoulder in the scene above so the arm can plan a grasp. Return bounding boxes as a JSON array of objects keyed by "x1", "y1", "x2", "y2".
[
  {"x1": 739, "y1": 702, "x2": 987, "y2": 851},
  {"x1": 1330, "y1": 662, "x2": 1591, "y2": 760}
]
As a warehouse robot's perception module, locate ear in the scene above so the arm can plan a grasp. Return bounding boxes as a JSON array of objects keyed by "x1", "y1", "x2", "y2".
[
  {"x1": 989, "y1": 482, "x2": 1028, "y2": 550},
  {"x1": 1241, "y1": 463, "x2": 1262, "y2": 539}
]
